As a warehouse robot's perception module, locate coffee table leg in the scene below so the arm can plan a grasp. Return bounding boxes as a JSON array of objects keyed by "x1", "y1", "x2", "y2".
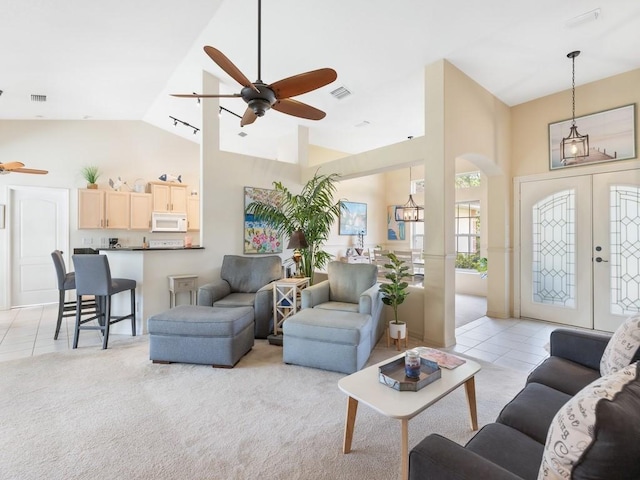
[
  {"x1": 401, "y1": 418, "x2": 409, "y2": 480},
  {"x1": 464, "y1": 376, "x2": 478, "y2": 430},
  {"x1": 343, "y1": 396, "x2": 358, "y2": 453}
]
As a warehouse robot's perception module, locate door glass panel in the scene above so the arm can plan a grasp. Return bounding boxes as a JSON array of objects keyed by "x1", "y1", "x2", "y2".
[
  {"x1": 532, "y1": 189, "x2": 576, "y2": 307},
  {"x1": 610, "y1": 185, "x2": 640, "y2": 315}
]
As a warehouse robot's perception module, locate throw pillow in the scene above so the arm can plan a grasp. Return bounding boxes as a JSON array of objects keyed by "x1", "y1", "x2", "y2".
[
  {"x1": 537, "y1": 362, "x2": 640, "y2": 480},
  {"x1": 600, "y1": 313, "x2": 640, "y2": 376}
]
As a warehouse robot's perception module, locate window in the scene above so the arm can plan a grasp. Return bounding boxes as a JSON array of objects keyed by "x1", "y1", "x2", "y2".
[
  {"x1": 410, "y1": 179, "x2": 424, "y2": 250},
  {"x1": 455, "y1": 172, "x2": 481, "y2": 188},
  {"x1": 455, "y1": 201, "x2": 481, "y2": 269}
]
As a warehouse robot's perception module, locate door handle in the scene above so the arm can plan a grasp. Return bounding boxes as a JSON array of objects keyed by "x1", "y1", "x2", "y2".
[{"x1": 595, "y1": 257, "x2": 609, "y2": 263}]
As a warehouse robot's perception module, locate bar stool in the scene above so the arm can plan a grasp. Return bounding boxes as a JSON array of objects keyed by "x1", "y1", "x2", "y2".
[
  {"x1": 50, "y1": 250, "x2": 97, "y2": 340},
  {"x1": 71, "y1": 254, "x2": 137, "y2": 349}
]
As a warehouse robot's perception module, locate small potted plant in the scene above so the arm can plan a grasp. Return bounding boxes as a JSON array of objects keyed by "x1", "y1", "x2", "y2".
[
  {"x1": 81, "y1": 165, "x2": 100, "y2": 189},
  {"x1": 379, "y1": 252, "x2": 411, "y2": 342}
]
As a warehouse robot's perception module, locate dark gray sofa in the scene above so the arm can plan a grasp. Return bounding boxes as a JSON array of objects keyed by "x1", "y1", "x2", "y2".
[{"x1": 409, "y1": 328, "x2": 640, "y2": 480}]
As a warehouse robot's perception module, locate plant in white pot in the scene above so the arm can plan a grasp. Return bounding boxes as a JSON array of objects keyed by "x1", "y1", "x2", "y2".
[{"x1": 379, "y1": 252, "x2": 411, "y2": 343}]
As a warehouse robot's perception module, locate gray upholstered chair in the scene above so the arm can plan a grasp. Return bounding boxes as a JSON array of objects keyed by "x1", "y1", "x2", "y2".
[
  {"x1": 50, "y1": 250, "x2": 97, "y2": 340},
  {"x1": 301, "y1": 261, "x2": 384, "y2": 345},
  {"x1": 71, "y1": 254, "x2": 136, "y2": 349},
  {"x1": 197, "y1": 255, "x2": 282, "y2": 338}
]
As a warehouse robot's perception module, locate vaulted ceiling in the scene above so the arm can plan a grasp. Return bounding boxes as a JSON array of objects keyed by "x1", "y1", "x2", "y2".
[{"x1": 3, "y1": 0, "x2": 639, "y2": 161}]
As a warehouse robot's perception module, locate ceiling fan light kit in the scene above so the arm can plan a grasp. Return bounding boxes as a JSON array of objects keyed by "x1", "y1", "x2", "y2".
[
  {"x1": 0, "y1": 161, "x2": 48, "y2": 175},
  {"x1": 171, "y1": 0, "x2": 337, "y2": 127}
]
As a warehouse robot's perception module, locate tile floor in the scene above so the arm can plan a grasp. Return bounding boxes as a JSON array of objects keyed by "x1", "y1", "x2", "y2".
[{"x1": 0, "y1": 301, "x2": 571, "y2": 373}]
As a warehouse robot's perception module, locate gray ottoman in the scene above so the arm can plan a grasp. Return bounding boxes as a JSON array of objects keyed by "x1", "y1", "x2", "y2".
[
  {"x1": 148, "y1": 305, "x2": 254, "y2": 367},
  {"x1": 283, "y1": 308, "x2": 372, "y2": 374}
]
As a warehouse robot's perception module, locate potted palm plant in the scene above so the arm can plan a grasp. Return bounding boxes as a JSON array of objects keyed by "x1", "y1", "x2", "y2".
[
  {"x1": 81, "y1": 166, "x2": 101, "y2": 189},
  {"x1": 379, "y1": 252, "x2": 411, "y2": 341},
  {"x1": 245, "y1": 171, "x2": 342, "y2": 283}
]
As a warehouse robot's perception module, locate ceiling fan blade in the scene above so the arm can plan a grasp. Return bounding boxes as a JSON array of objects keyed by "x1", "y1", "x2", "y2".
[
  {"x1": 14, "y1": 168, "x2": 48, "y2": 175},
  {"x1": 203, "y1": 46, "x2": 259, "y2": 93},
  {"x1": 270, "y1": 68, "x2": 337, "y2": 99},
  {"x1": 272, "y1": 98, "x2": 326, "y2": 121},
  {"x1": 171, "y1": 93, "x2": 241, "y2": 99},
  {"x1": 0, "y1": 161, "x2": 26, "y2": 171},
  {"x1": 240, "y1": 108, "x2": 257, "y2": 127}
]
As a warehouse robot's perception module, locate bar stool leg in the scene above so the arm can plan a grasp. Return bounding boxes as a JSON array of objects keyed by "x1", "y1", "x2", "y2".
[
  {"x1": 73, "y1": 295, "x2": 82, "y2": 349},
  {"x1": 54, "y1": 290, "x2": 65, "y2": 340},
  {"x1": 102, "y1": 298, "x2": 111, "y2": 350},
  {"x1": 130, "y1": 289, "x2": 136, "y2": 336}
]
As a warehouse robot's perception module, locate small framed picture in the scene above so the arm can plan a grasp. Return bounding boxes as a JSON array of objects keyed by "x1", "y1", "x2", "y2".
[{"x1": 339, "y1": 201, "x2": 367, "y2": 235}]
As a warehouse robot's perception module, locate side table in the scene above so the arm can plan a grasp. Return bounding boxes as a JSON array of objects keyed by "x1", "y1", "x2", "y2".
[
  {"x1": 168, "y1": 274, "x2": 198, "y2": 308},
  {"x1": 268, "y1": 277, "x2": 310, "y2": 345}
]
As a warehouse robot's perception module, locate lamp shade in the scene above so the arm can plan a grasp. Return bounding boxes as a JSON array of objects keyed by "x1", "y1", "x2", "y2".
[{"x1": 287, "y1": 230, "x2": 308, "y2": 249}]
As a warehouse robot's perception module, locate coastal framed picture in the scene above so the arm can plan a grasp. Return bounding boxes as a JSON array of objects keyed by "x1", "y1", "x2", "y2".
[
  {"x1": 243, "y1": 186, "x2": 283, "y2": 254},
  {"x1": 549, "y1": 104, "x2": 636, "y2": 170},
  {"x1": 387, "y1": 206, "x2": 405, "y2": 240},
  {"x1": 339, "y1": 201, "x2": 367, "y2": 235}
]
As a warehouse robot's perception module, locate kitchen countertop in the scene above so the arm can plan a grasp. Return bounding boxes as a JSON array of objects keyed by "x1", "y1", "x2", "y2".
[{"x1": 97, "y1": 246, "x2": 204, "y2": 251}]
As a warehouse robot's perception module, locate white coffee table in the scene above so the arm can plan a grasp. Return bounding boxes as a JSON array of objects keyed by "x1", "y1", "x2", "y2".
[{"x1": 338, "y1": 352, "x2": 481, "y2": 480}]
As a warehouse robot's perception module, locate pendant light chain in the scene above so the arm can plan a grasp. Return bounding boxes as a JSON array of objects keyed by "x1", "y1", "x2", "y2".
[{"x1": 571, "y1": 54, "x2": 576, "y2": 127}]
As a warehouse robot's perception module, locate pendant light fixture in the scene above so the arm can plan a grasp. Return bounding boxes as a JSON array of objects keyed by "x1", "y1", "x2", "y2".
[
  {"x1": 395, "y1": 167, "x2": 424, "y2": 222},
  {"x1": 560, "y1": 50, "x2": 589, "y2": 164}
]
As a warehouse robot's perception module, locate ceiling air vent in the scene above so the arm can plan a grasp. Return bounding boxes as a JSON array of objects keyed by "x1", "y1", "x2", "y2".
[
  {"x1": 31, "y1": 94, "x2": 47, "y2": 102},
  {"x1": 238, "y1": 131, "x2": 248, "y2": 137},
  {"x1": 330, "y1": 86, "x2": 352, "y2": 100}
]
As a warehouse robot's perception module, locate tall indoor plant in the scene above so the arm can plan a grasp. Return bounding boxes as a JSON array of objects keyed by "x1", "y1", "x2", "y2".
[
  {"x1": 379, "y1": 252, "x2": 411, "y2": 339},
  {"x1": 245, "y1": 172, "x2": 342, "y2": 283}
]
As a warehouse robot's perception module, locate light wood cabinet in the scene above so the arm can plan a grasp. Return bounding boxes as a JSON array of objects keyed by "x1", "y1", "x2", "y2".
[
  {"x1": 104, "y1": 191, "x2": 130, "y2": 229},
  {"x1": 130, "y1": 193, "x2": 152, "y2": 230},
  {"x1": 150, "y1": 182, "x2": 188, "y2": 213},
  {"x1": 78, "y1": 189, "x2": 105, "y2": 229},
  {"x1": 187, "y1": 196, "x2": 200, "y2": 231}
]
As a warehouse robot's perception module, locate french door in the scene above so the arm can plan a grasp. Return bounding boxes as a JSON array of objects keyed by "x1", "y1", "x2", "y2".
[{"x1": 520, "y1": 169, "x2": 640, "y2": 332}]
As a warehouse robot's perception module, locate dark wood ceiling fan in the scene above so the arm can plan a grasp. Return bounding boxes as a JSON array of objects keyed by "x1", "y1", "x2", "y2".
[
  {"x1": 171, "y1": 0, "x2": 337, "y2": 127},
  {"x1": 0, "y1": 161, "x2": 48, "y2": 175}
]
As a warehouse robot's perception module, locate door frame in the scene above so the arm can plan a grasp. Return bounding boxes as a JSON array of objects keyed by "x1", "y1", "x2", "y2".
[
  {"x1": 513, "y1": 159, "x2": 640, "y2": 321},
  {"x1": 3, "y1": 186, "x2": 70, "y2": 309}
]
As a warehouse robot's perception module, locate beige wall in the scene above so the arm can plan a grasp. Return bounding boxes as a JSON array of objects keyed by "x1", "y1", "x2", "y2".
[{"x1": 512, "y1": 68, "x2": 640, "y2": 178}]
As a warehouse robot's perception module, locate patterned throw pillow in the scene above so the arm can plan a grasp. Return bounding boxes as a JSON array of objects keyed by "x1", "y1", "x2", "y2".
[
  {"x1": 537, "y1": 362, "x2": 639, "y2": 480},
  {"x1": 600, "y1": 313, "x2": 640, "y2": 376}
]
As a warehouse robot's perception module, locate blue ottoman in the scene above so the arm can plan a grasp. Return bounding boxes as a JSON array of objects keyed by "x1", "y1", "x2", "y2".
[
  {"x1": 283, "y1": 308, "x2": 373, "y2": 374},
  {"x1": 148, "y1": 305, "x2": 254, "y2": 367}
]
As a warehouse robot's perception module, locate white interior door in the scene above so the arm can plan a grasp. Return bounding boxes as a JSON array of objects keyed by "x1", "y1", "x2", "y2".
[
  {"x1": 520, "y1": 169, "x2": 640, "y2": 332},
  {"x1": 520, "y1": 176, "x2": 593, "y2": 328},
  {"x1": 592, "y1": 170, "x2": 640, "y2": 331},
  {"x1": 10, "y1": 187, "x2": 69, "y2": 307}
]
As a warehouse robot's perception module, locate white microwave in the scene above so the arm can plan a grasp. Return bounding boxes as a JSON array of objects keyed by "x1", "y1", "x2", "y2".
[{"x1": 151, "y1": 212, "x2": 187, "y2": 232}]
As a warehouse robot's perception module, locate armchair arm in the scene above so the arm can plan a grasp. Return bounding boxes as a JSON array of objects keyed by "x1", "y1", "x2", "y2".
[
  {"x1": 253, "y1": 282, "x2": 276, "y2": 339},
  {"x1": 549, "y1": 328, "x2": 611, "y2": 370},
  {"x1": 409, "y1": 434, "x2": 524, "y2": 480},
  {"x1": 196, "y1": 280, "x2": 231, "y2": 306},
  {"x1": 301, "y1": 280, "x2": 330, "y2": 309},
  {"x1": 358, "y1": 283, "x2": 381, "y2": 316}
]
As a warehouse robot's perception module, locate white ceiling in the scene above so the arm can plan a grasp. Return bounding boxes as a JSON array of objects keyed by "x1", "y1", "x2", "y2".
[{"x1": 3, "y1": 0, "x2": 640, "y2": 161}]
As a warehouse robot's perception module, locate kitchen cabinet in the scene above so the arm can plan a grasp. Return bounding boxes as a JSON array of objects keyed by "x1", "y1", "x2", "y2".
[
  {"x1": 150, "y1": 182, "x2": 188, "y2": 213},
  {"x1": 78, "y1": 189, "x2": 105, "y2": 229},
  {"x1": 187, "y1": 196, "x2": 200, "y2": 231},
  {"x1": 130, "y1": 193, "x2": 153, "y2": 230},
  {"x1": 104, "y1": 191, "x2": 130, "y2": 229}
]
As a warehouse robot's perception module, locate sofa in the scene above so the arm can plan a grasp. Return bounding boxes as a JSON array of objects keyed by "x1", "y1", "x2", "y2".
[
  {"x1": 197, "y1": 255, "x2": 282, "y2": 338},
  {"x1": 409, "y1": 324, "x2": 640, "y2": 480}
]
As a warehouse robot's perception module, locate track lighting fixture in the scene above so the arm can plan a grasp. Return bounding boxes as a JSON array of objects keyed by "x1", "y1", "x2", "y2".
[
  {"x1": 219, "y1": 106, "x2": 243, "y2": 120},
  {"x1": 169, "y1": 116, "x2": 200, "y2": 135}
]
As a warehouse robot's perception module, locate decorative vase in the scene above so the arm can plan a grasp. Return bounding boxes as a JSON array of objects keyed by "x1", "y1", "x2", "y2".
[
  {"x1": 87, "y1": 183, "x2": 98, "y2": 189},
  {"x1": 389, "y1": 321, "x2": 406, "y2": 341}
]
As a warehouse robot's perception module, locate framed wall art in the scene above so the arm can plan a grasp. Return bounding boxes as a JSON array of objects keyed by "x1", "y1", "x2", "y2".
[
  {"x1": 243, "y1": 187, "x2": 283, "y2": 254},
  {"x1": 387, "y1": 206, "x2": 405, "y2": 240},
  {"x1": 549, "y1": 104, "x2": 636, "y2": 170},
  {"x1": 339, "y1": 201, "x2": 367, "y2": 235}
]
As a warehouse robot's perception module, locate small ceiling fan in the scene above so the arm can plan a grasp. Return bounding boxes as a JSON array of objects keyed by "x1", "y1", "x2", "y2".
[
  {"x1": 171, "y1": 0, "x2": 337, "y2": 127},
  {"x1": 0, "y1": 162, "x2": 48, "y2": 175}
]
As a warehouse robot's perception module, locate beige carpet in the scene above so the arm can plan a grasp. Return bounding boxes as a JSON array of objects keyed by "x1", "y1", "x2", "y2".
[{"x1": 0, "y1": 337, "x2": 526, "y2": 480}]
